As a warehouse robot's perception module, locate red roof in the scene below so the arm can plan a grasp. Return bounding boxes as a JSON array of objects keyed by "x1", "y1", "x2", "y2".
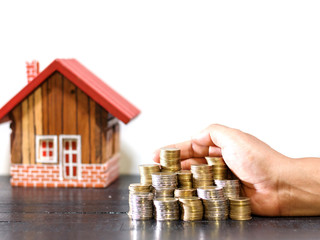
[{"x1": 0, "y1": 59, "x2": 140, "y2": 124}]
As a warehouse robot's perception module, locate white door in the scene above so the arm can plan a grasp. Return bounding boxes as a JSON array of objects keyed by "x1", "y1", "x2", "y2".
[{"x1": 59, "y1": 135, "x2": 81, "y2": 179}]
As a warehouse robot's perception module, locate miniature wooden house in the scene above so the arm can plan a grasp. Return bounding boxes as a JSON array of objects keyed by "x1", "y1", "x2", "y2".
[{"x1": 0, "y1": 59, "x2": 140, "y2": 188}]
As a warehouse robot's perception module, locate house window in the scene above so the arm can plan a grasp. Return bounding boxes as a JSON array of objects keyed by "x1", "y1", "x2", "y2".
[
  {"x1": 35, "y1": 135, "x2": 58, "y2": 163},
  {"x1": 59, "y1": 135, "x2": 81, "y2": 180}
]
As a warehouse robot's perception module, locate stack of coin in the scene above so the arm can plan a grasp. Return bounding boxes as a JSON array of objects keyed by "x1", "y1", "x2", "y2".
[
  {"x1": 153, "y1": 187, "x2": 175, "y2": 198},
  {"x1": 229, "y1": 197, "x2": 252, "y2": 220},
  {"x1": 128, "y1": 192, "x2": 154, "y2": 220},
  {"x1": 128, "y1": 183, "x2": 152, "y2": 194},
  {"x1": 139, "y1": 164, "x2": 160, "y2": 185},
  {"x1": 205, "y1": 157, "x2": 228, "y2": 180},
  {"x1": 176, "y1": 170, "x2": 193, "y2": 188},
  {"x1": 202, "y1": 198, "x2": 229, "y2": 220},
  {"x1": 151, "y1": 172, "x2": 178, "y2": 188},
  {"x1": 179, "y1": 197, "x2": 203, "y2": 221},
  {"x1": 174, "y1": 188, "x2": 197, "y2": 198},
  {"x1": 191, "y1": 164, "x2": 213, "y2": 188},
  {"x1": 197, "y1": 186, "x2": 228, "y2": 220},
  {"x1": 197, "y1": 186, "x2": 225, "y2": 200},
  {"x1": 214, "y1": 180, "x2": 240, "y2": 198},
  {"x1": 152, "y1": 172, "x2": 178, "y2": 199},
  {"x1": 159, "y1": 148, "x2": 181, "y2": 172},
  {"x1": 153, "y1": 198, "x2": 180, "y2": 221}
]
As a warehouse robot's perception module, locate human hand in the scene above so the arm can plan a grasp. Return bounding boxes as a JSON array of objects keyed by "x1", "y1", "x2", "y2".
[{"x1": 153, "y1": 124, "x2": 289, "y2": 216}]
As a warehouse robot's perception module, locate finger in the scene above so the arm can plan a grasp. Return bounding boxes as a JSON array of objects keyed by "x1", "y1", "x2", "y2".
[
  {"x1": 192, "y1": 124, "x2": 231, "y2": 148},
  {"x1": 181, "y1": 158, "x2": 207, "y2": 170},
  {"x1": 153, "y1": 140, "x2": 210, "y2": 163},
  {"x1": 208, "y1": 146, "x2": 222, "y2": 156}
]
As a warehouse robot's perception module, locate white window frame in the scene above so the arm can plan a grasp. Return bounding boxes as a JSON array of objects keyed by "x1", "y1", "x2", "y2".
[
  {"x1": 35, "y1": 135, "x2": 58, "y2": 163},
  {"x1": 59, "y1": 135, "x2": 81, "y2": 180}
]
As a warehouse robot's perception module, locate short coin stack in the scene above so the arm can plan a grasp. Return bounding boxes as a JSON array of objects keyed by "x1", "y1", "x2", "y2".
[
  {"x1": 153, "y1": 198, "x2": 180, "y2": 221},
  {"x1": 191, "y1": 164, "x2": 213, "y2": 188},
  {"x1": 176, "y1": 170, "x2": 193, "y2": 188},
  {"x1": 151, "y1": 172, "x2": 177, "y2": 198},
  {"x1": 215, "y1": 179, "x2": 240, "y2": 198},
  {"x1": 174, "y1": 188, "x2": 197, "y2": 198},
  {"x1": 197, "y1": 186, "x2": 228, "y2": 220},
  {"x1": 160, "y1": 148, "x2": 181, "y2": 172},
  {"x1": 179, "y1": 197, "x2": 204, "y2": 221},
  {"x1": 229, "y1": 197, "x2": 252, "y2": 220},
  {"x1": 205, "y1": 157, "x2": 228, "y2": 180},
  {"x1": 139, "y1": 164, "x2": 160, "y2": 185},
  {"x1": 128, "y1": 192, "x2": 154, "y2": 220}
]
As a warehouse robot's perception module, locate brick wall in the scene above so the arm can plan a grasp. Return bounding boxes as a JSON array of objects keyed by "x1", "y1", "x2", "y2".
[{"x1": 10, "y1": 153, "x2": 120, "y2": 188}]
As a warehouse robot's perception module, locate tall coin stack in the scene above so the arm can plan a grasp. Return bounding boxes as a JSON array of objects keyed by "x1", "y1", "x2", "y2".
[
  {"x1": 205, "y1": 157, "x2": 228, "y2": 180},
  {"x1": 177, "y1": 170, "x2": 193, "y2": 188},
  {"x1": 191, "y1": 164, "x2": 213, "y2": 188},
  {"x1": 179, "y1": 197, "x2": 204, "y2": 221},
  {"x1": 151, "y1": 172, "x2": 178, "y2": 198},
  {"x1": 139, "y1": 164, "x2": 160, "y2": 185},
  {"x1": 197, "y1": 186, "x2": 228, "y2": 220},
  {"x1": 229, "y1": 197, "x2": 252, "y2": 220},
  {"x1": 214, "y1": 179, "x2": 240, "y2": 198},
  {"x1": 128, "y1": 192, "x2": 154, "y2": 220},
  {"x1": 153, "y1": 198, "x2": 180, "y2": 221},
  {"x1": 159, "y1": 148, "x2": 181, "y2": 172}
]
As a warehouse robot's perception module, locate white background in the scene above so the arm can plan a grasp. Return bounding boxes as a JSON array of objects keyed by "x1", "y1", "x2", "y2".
[{"x1": 0, "y1": 1, "x2": 320, "y2": 175}]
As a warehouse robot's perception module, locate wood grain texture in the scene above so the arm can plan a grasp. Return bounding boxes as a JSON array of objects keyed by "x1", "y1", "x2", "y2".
[
  {"x1": 94, "y1": 104, "x2": 102, "y2": 164},
  {"x1": 77, "y1": 88, "x2": 90, "y2": 164},
  {"x1": 62, "y1": 76, "x2": 77, "y2": 134},
  {"x1": 106, "y1": 128, "x2": 113, "y2": 160},
  {"x1": 101, "y1": 109, "x2": 109, "y2": 163},
  {"x1": 89, "y1": 99, "x2": 96, "y2": 164},
  {"x1": 114, "y1": 123, "x2": 120, "y2": 153},
  {"x1": 27, "y1": 94, "x2": 35, "y2": 164},
  {"x1": 10, "y1": 105, "x2": 22, "y2": 164},
  {"x1": 34, "y1": 88, "x2": 43, "y2": 136},
  {"x1": 41, "y1": 81, "x2": 49, "y2": 135},
  {"x1": 21, "y1": 98, "x2": 29, "y2": 164},
  {"x1": 48, "y1": 72, "x2": 63, "y2": 135}
]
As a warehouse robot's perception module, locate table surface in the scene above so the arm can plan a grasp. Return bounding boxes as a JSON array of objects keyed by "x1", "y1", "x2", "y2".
[{"x1": 0, "y1": 175, "x2": 319, "y2": 240}]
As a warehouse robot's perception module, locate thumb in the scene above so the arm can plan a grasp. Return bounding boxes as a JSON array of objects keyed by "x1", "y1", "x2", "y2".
[{"x1": 192, "y1": 124, "x2": 232, "y2": 148}]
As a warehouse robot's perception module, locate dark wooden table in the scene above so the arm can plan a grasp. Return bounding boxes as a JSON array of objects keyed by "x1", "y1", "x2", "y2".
[{"x1": 0, "y1": 175, "x2": 319, "y2": 240}]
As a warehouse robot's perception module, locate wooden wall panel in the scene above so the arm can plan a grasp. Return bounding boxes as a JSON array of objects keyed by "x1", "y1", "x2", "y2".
[
  {"x1": 48, "y1": 73, "x2": 63, "y2": 135},
  {"x1": 27, "y1": 94, "x2": 35, "y2": 164},
  {"x1": 77, "y1": 89, "x2": 90, "y2": 164},
  {"x1": 34, "y1": 88, "x2": 43, "y2": 136},
  {"x1": 114, "y1": 123, "x2": 120, "y2": 153},
  {"x1": 89, "y1": 99, "x2": 96, "y2": 164},
  {"x1": 101, "y1": 109, "x2": 108, "y2": 163},
  {"x1": 106, "y1": 128, "x2": 113, "y2": 160},
  {"x1": 62, "y1": 76, "x2": 77, "y2": 134},
  {"x1": 41, "y1": 81, "x2": 49, "y2": 135},
  {"x1": 10, "y1": 105, "x2": 22, "y2": 164},
  {"x1": 94, "y1": 104, "x2": 102, "y2": 164},
  {"x1": 21, "y1": 98, "x2": 29, "y2": 164}
]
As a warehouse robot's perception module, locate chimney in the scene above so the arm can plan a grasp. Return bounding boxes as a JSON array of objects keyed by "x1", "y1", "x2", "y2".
[{"x1": 26, "y1": 60, "x2": 39, "y2": 83}]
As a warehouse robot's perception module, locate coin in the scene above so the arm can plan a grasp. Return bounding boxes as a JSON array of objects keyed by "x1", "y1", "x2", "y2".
[
  {"x1": 128, "y1": 192, "x2": 154, "y2": 220},
  {"x1": 153, "y1": 198, "x2": 180, "y2": 221},
  {"x1": 176, "y1": 170, "x2": 193, "y2": 188},
  {"x1": 197, "y1": 186, "x2": 225, "y2": 200},
  {"x1": 179, "y1": 197, "x2": 203, "y2": 221},
  {"x1": 160, "y1": 148, "x2": 181, "y2": 173},
  {"x1": 139, "y1": 164, "x2": 160, "y2": 185},
  {"x1": 229, "y1": 197, "x2": 252, "y2": 221},
  {"x1": 174, "y1": 188, "x2": 197, "y2": 198},
  {"x1": 191, "y1": 164, "x2": 213, "y2": 188},
  {"x1": 214, "y1": 179, "x2": 240, "y2": 198}
]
